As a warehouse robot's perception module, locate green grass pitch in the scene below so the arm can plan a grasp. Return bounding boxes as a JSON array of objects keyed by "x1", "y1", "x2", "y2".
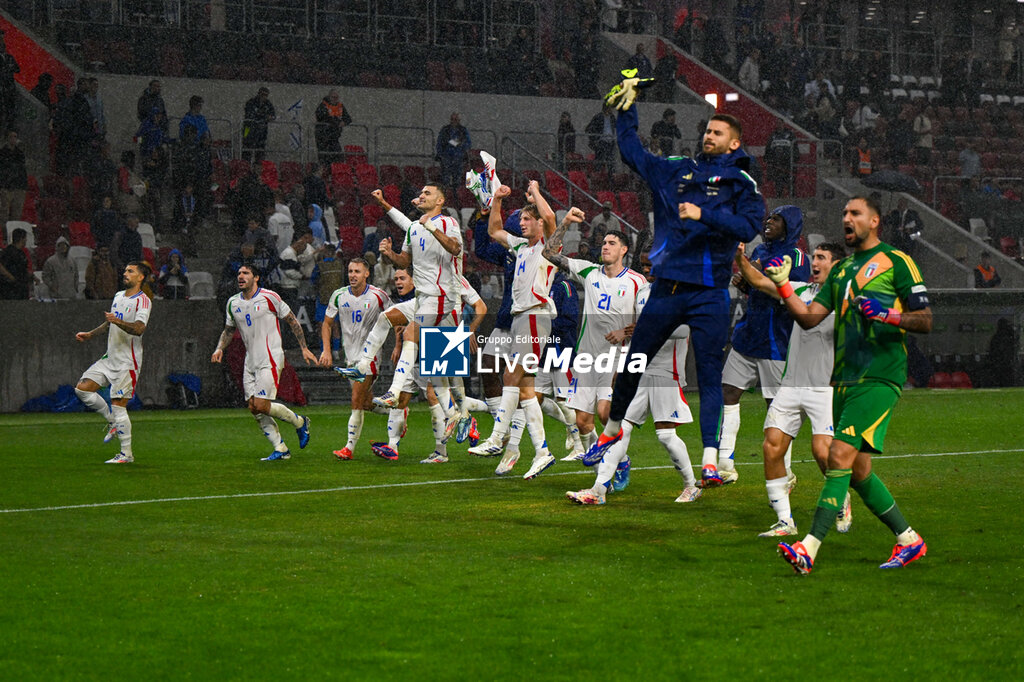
[{"x1": 1, "y1": 389, "x2": 1022, "y2": 679}]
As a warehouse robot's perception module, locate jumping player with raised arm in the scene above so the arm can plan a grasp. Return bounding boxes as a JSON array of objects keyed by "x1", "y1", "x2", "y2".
[
  {"x1": 317, "y1": 257, "x2": 392, "y2": 460},
  {"x1": 767, "y1": 197, "x2": 932, "y2": 574},
  {"x1": 212, "y1": 261, "x2": 317, "y2": 461},
  {"x1": 586, "y1": 75, "x2": 764, "y2": 468},
  {"x1": 735, "y1": 240, "x2": 849, "y2": 537},
  {"x1": 74, "y1": 261, "x2": 153, "y2": 464},
  {"x1": 467, "y1": 180, "x2": 560, "y2": 480}
]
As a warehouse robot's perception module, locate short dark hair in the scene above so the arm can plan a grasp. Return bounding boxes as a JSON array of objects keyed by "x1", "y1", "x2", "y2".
[
  {"x1": 425, "y1": 182, "x2": 446, "y2": 201},
  {"x1": 663, "y1": 108, "x2": 676, "y2": 119},
  {"x1": 349, "y1": 257, "x2": 370, "y2": 271},
  {"x1": 189, "y1": 95, "x2": 203, "y2": 109},
  {"x1": 710, "y1": 113, "x2": 742, "y2": 139},
  {"x1": 520, "y1": 203, "x2": 541, "y2": 220},
  {"x1": 11, "y1": 227, "x2": 26, "y2": 243},
  {"x1": 605, "y1": 229, "x2": 630, "y2": 250},
  {"x1": 238, "y1": 259, "x2": 261, "y2": 279},
  {"x1": 815, "y1": 242, "x2": 847, "y2": 262},
  {"x1": 127, "y1": 261, "x2": 152, "y2": 278},
  {"x1": 849, "y1": 195, "x2": 882, "y2": 218},
  {"x1": 395, "y1": 264, "x2": 413, "y2": 278}
]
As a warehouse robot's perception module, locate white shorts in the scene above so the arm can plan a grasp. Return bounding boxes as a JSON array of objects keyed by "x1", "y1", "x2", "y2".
[
  {"x1": 722, "y1": 349, "x2": 786, "y2": 399},
  {"x1": 510, "y1": 309, "x2": 552, "y2": 367},
  {"x1": 414, "y1": 293, "x2": 459, "y2": 327},
  {"x1": 567, "y1": 373, "x2": 614, "y2": 413},
  {"x1": 402, "y1": 360, "x2": 430, "y2": 395},
  {"x1": 243, "y1": 360, "x2": 281, "y2": 401},
  {"x1": 482, "y1": 326, "x2": 513, "y2": 357},
  {"x1": 624, "y1": 374, "x2": 693, "y2": 425},
  {"x1": 764, "y1": 386, "x2": 833, "y2": 438},
  {"x1": 536, "y1": 364, "x2": 572, "y2": 399},
  {"x1": 389, "y1": 298, "x2": 418, "y2": 325},
  {"x1": 81, "y1": 357, "x2": 138, "y2": 400}
]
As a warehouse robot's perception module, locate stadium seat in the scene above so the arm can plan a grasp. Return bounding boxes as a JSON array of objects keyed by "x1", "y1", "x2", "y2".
[
  {"x1": 358, "y1": 71, "x2": 383, "y2": 88},
  {"x1": 403, "y1": 165, "x2": 426, "y2": 188},
  {"x1": 189, "y1": 271, "x2": 215, "y2": 299},
  {"x1": 928, "y1": 372, "x2": 952, "y2": 388},
  {"x1": 544, "y1": 170, "x2": 567, "y2": 195},
  {"x1": 568, "y1": 170, "x2": 590, "y2": 192},
  {"x1": 447, "y1": 62, "x2": 472, "y2": 92},
  {"x1": 42, "y1": 175, "x2": 68, "y2": 198},
  {"x1": 337, "y1": 226, "x2": 365, "y2": 256},
  {"x1": 999, "y1": 236, "x2": 1018, "y2": 258},
  {"x1": 20, "y1": 196, "x2": 37, "y2": 223},
  {"x1": 382, "y1": 184, "x2": 401, "y2": 208},
  {"x1": 68, "y1": 221, "x2": 94, "y2": 248},
  {"x1": 68, "y1": 246, "x2": 92, "y2": 274},
  {"x1": 228, "y1": 159, "x2": 251, "y2": 184},
  {"x1": 6, "y1": 221, "x2": 35, "y2": 249},
  {"x1": 260, "y1": 160, "x2": 279, "y2": 190},
  {"x1": 362, "y1": 204, "x2": 384, "y2": 226},
  {"x1": 331, "y1": 163, "x2": 355, "y2": 189},
  {"x1": 34, "y1": 221, "x2": 61, "y2": 248},
  {"x1": 142, "y1": 247, "x2": 155, "y2": 264},
  {"x1": 426, "y1": 60, "x2": 447, "y2": 90},
  {"x1": 951, "y1": 371, "x2": 974, "y2": 389},
  {"x1": 355, "y1": 163, "x2": 379, "y2": 189},
  {"x1": 137, "y1": 223, "x2": 157, "y2": 251},
  {"x1": 379, "y1": 165, "x2": 402, "y2": 186},
  {"x1": 617, "y1": 191, "x2": 641, "y2": 216},
  {"x1": 344, "y1": 145, "x2": 368, "y2": 165},
  {"x1": 279, "y1": 161, "x2": 303, "y2": 191},
  {"x1": 159, "y1": 44, "x2": 184, "y2": 77},
  {"x1": 595, "y1": 191, "x2": 617, "y2": 212}
]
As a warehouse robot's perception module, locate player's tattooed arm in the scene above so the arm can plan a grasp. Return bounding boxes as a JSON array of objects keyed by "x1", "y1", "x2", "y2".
[
  {"x1": 897, "y1": 306, "x2": 933, "y2": 333},
  {"x1": 284, "y1": 312, "x2": 318, "y2": 365},
  {"x1": 104, "y1": 312, "x2": 146, "y2": 336},
  {"x1": 210, "y1": 325, "x2": 234, "y2": 362},
  {"x1": 75, "y1": 321, "x2": 110, "y2": 342}
]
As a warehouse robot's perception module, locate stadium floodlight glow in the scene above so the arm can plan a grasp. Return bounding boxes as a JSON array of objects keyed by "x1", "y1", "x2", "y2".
[
  {"x1": 725, "y1": 92, "x2": 739, "y2": 102},
  {"x1": 704, "y1": 93, "x2": 718, "y2": 108}
]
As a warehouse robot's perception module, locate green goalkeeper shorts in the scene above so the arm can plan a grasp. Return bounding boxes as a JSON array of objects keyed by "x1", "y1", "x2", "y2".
[{"x1": 832, "y1": 382, "x2": 902, "y2": 453}]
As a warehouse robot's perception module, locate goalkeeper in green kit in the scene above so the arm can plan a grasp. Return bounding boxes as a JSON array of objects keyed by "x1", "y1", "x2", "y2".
[{"x1": 762, "y1": 196, "x2": 932, "y2": 574}]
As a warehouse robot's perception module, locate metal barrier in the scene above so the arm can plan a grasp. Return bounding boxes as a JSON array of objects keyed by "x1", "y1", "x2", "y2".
[
  {"x1": 373, "y1": 125, "x2": 436, "y2": 166},
  {"x1": 932, "y1": 174, "x2": 968, "y2": 208},
  {"x1": 469, "y1": 129, "x2": 499, "y2": 158},
  {"x1": 306, "y1": 122, "x2": 371, "y2": 166},
  {"x1": 167, "y1": 115, "x2": 235, "y2": 150},
  {"x1": 506, "y1": 131, "x2": 557, "y2": 167},
  {"x1": 312, "y1": 0, "x2": 371, "y2": 41},
  {"x1": 241, "y1": 119, "x2": 304, "y2": 163}
]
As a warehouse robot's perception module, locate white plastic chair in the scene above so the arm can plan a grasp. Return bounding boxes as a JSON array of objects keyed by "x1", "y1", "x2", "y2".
[
  {"x1": 188, "y1": 271, "x2": 215, "y2": 299},
  {"x1": 6, "y1": 220, "x2": 35, "y2": 249},
  {"x1": 137, "y1": 222, "x2": 157, "y2": 251},
  {"x1": 68, "y1": 245, "x2": 93, "y2": 273}
]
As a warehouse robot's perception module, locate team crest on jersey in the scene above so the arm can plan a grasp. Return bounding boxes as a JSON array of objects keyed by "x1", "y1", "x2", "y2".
[{"x1": 863, "y1": 263, "x2": 878, "y2": 280}]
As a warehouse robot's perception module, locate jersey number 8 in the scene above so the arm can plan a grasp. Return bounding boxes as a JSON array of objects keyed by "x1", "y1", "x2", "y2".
[{"x1": 245, "y1": 313, "x2": 252, "y2": 326}]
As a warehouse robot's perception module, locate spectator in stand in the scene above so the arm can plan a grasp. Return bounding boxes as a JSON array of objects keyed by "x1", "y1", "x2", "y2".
[
  {"x1": 435, "y1": 112, "x2": 471, "y2": 199},
  {"x1": 480, "y1": 274, "x2": 496, "y2": 300},
  {"x1": 302, "y1": 163, "x2": 329, "y2": 211},
  {"x1": 0, "y1": 227, "x2": 31, "y2": 299},
  {"x1": 241, "y1": 215, "x2": 272, "y2": 247},
  {"x1": 557, "y1": 111, "x2": 576, "y2": 170},
  {"x1": 887, "y1": 111, "x2": 914, "y2": 166},
  {"x1": 363, "y1": 218, "x2": 390, "y2": 255},
  {"x1": 141, "y1": 144, "x2": 169, "y2": 231},
  {"x1": 84, "y1": 77, "x2": 106, "y2": 140},
  {"x1": 651, "y1": 108, "x2": 682, "y2": 157},
  {"x1": 852, "y1": 136, "x2": 873, "y2": 178},
  {"x1": 998, "y1": 24, "x2": 1020, "y2": 81},
  {"x1": 286, "y1": 183, "x2": 308, "y2": 233},
  {"x1": 589, "y1": 201, "x2": 620, "y2": 243},
  {"x1": 0, "y1": 32, "x2": 20, "y2": 136},
  {"x1": 179, "y1": 95, "x2": 210, "y2": 145},
  {"x1": 279, "y1": 228, "x2": 316, "y2": 309},
  {"x1": 371, "y1": 250, "x2": 395, "y2": 295},
  {"x1": 218, "y1": 241, "x2": 254, "y2": 303},
  {"x1": 307, "y1": 203, "x2": 327, "y2": 249},
  {"x1": 586, "y1": 104, "x2": 617, "y2": 170},
  {"x1": 30, "y1": 72, "x2": 53, "y2": 110},
  {"x1": 814, "y1": 92, "x2": 839, "y2": 139},
  {"x1": 913, "y1": 104, "x2": 933, "y2": 164},
  {"x1": 863, "y1": 49, "x2": 888, "y2": 93},
  {"x1": 118, "y1": 215, "x2": 143, "y2": 270},
  {"x1": 738, "y1": 48, "x2": 761, "y2": 94},
  {"x1": 959, "y1": 142, "x2": 981, "y2": 178},
  {"x1": 54, "y1": 77, "x2": 94, "y2": 176},
  {"x1": 838, "y1": 49, "x2": 863, "y2": 104},
  {"x1": 765, "y1": 124, "x2": 797, "y2": 190},
  {"x1": 85, "y1": 245, "x2": 117, "y2": 300},
  {"x1": 242, "y1": 87, "x2": 276, "y2": 163},
  {"x1": 626, "y1": 42, "x2": 653, "y2": 79},
  {"x1": 268, "y1": 190, "x2": 294, "y2": 250},
  {"x1": 229, "y1": 165, "x2": 273, "y2": 235},
  {"x1": 313, "y1": 242, "x2": 346, "y2": 350},
  {"x1": 135, "y1": 106, "x2": 166, "y2": 159},
  {"x1": 158, "y1": 248, "x2": 189, "y2": 299},
  {"x1": 314, "y1": 89, "x2": 352, "y2": 165},
  {"x1": 975, "y1": 251, "x2": 1002, "y2": 289},
  {"x1": 42, "y1": 237, "x2": 78, "y2": 299},
  {"x1": 573, "y1": 32, "x2": 601, "y2": 99},
  {"x1": 136, "y1": 80, "x2": 167, "y2": 133},
  {"x1": 172, "y1": 183, "x2": 198, "y2": 236},
  {"x1": 91, "y1": 195, "x2": 122, "y2": 249},
  {"x1": 803, "y1": 70, "x2": 836, "y2": 102},
  {"x1": 0, "y1": 130, "x2": 27, "y2": 222},
  {"x1": 652, "y1": 52, "x2": 679, "y2": 103},
  {"x1": 118, "y1": 150, "x2": 145, "y2": 217},
  {"x1": 88, "y1": 141, "x2": 119, "y2": 205},
  {"x1": 251, "y1": 237, "x2": 280, "y2": 287},
  {"x1": 885, "y1": 197, "x2": 922, "y2": 255},
  {"x1": 851, "y1": 99, "x2": 880, "y2": 135}
]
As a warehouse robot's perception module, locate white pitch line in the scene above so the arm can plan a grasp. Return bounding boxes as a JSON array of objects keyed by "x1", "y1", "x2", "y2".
[{"x1": 0, "y1": 448, "x2": 1021, "y2": 515}]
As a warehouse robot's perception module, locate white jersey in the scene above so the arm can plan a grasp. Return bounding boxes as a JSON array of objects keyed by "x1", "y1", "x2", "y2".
[
  {"x1": 636, "y1": 283, "x2": 689, "y2": 381},
  {"x1": 782, "y1": 282, "x2": 835, "y2": 389},
  {"x1": 458, "y1": 275, "x2": 481, "y2": 306},
  {"x1": 506, "y1": 234, "x2": 556, "y2": 315},
  {"x1": 564, "y1": 257, "x2": 647, "y2": 358},
  {"x1": 325, "y1": 284, "x2": 392, "y2": 363},
  {"x1": 388, "y1": 208, "x2": 462, "y2": 298},
  {"x1": 104, "y1": 290, "x2": 152, "y2": 371},
  {"x1": 226, "y1": 287, "x2": 292, "y2": 372}
]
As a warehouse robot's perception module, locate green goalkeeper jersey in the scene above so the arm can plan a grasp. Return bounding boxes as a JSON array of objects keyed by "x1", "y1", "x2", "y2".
[{"x1": 814, "y1": 241, "x2": 929, "y2": 389}]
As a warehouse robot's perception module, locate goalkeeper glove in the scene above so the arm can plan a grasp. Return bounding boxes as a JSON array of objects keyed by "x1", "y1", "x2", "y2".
[
  {"x1": 855, "y1": 296, "x2": 902, "y2": 327},
  {"x1": 764, "y1": 255, "x2": 794, "y2": 298},
  {"x1": 604, "y1": 69, "x2": 656, "y2": 111}
]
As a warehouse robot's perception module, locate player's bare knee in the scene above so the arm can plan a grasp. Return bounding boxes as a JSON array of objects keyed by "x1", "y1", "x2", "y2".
[{"x1": 722, "y1": 384, "x2": 743, "y2": 405}]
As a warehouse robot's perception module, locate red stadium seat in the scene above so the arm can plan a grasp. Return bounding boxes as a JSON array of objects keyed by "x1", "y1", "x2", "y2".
[
  {"x1": 999, "y1": 236, "x2": 1018, "y2": 258},
  {"x1": 42, "y1": 175, "x2": 68, "y2": 198},
  {"x1": 382, "y1": 184, "x2": 400, "y2": 207},
  {"x1": 355, "y1": 163, "x2": 378, "y2": 189},
  {"x1": 38, "y1": 197, "x2": 67, "y2": 224},
  {"x1": 344, "y1": 145, "x2": 368, "y2": 165},
  {"x1": 928, "y1": 372, "x2": 952, "y2": 389},
  {"x1": 362, "y1": 204, "x2": 384, "y2": 226},
  {"x1": 379, "y1": 165, "x2": 402, "y2": 186},
  {"x1": 595, "y1": 191, "x2": 618, "y2": 211},
  {"x1": 279, "y1": 161, "x2": 302, "y2": 191},
  {"x1": 403, "y1": 165, "x2": 426, "y2": 188},
  {"x1": 544, "y1": 170, "x2": 567, "y2": 195},
  {"x1": 568, "y1": 170, "x2": 589, "y2": 192},
  {"x1": 260, "y1": 160, "x2": 279, "y2": 190},
  {"x1": 331, "y1": 162, "x2": 355, "y2": 189},
  {"x1": 68, "y1": 221, "x2": 95, "y2": 248},
  {"x1": 617, "y1": 191, "x2": 641, "y2": 215},
  {"x1": 951, "y1": 371, "x2": 973, "y2": 389},
  {"x1": 337, "y1": 226, "x2": 365, "y2": 256},
  {"x1": 229, "y1": 159, "x2": 251, "y2": 183}
]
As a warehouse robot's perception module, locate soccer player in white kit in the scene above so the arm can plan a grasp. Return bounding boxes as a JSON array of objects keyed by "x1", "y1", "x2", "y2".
[
  {"x1": 74, "y1": 261, "x2": 153, "y2": 464},
  {"x1": 565, "y1": 261, "x2": 703, "y2": 505},
  {"x1": 545, "y1": 227, "x2": 646, "y2": 456},
  {"x1": 735, "y1": 241, "x2": 851, "y2": 537},
  {"x1": 211, "y1": 262, "x2": 318, "y2": 460},
  {"x1": 318, "y1": 257, "x2": 392, "y2": 460},
  {"x1": 467, "y1": 181, "x2": 559, "y2": 479}
]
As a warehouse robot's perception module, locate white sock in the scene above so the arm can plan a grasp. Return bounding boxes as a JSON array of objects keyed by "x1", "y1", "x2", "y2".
[
  {"x1": 766, "y1": 476, "x2": 792, "y2": 524},
  {"x1": 718, "y1": 404, "x2": 740, "y2": 471},
  {"x1": 595, "y1": 423, "x2": 632, "y2": 489},
  {"x1": 897, "y1": 528, "x2": 920, "y2": 546},
  {"x1": 540, "y1": 398, "x2": 568, "y2": 424},
  {"x1": 449, "y1": 377, "x2": 467, "y2": 412},
  {"x1": 358, "y1": 315, "x2": 392, "y2": 371},
  {"x1": 508, "y1": 409, "x2": 525, "y2": 449},
  {"x1": 347, "y1": 409, "x2": 364, "y2": 450},
  {"x1": 801, "y1": 534, "x2": 822, "y2": 559},
  {"x1": 463, "y1": 396, "x2": 488, "y2": 413},
  {"x1": 256, "y1": 413, "x2": 286, "y2": 452},
  {"x1": 783, "y1": 442, "x2": 793, "y2": 475},
  {"x1": 429, "y1": 402, "x2": 448, "y2": 456},
  {"x1": 521, "y1": 397, "x2": 549, "y2": 456},
  {"x1": 435, "y1": 385, "x2": 455, "y2": 419},
  {"x1": 485, "y1": 396, "x2": 501, "y2": 417},
  {"x1": 371, "y1": 404, "x2": 390, "y2": 416},
  {"x1": 268, "y1": 402, "x2": 303, "y2": 428},
  {"x1": 110, "y1": 405, "x2": 132, "y2": 456},
  {"x1": 388, "y1": 340, "x2": 419, "y2": 394},
  {"x1": 387, "y1": 408, "x2": 405, "y2": 447},
  {"x1": 657, "y1": 427, "x2": 695, "y2": 486},
  {"x1": 702, "y1": 446, "x2": 718, "y2": 467},
  {"x1": 580, "y1": 427, "x2": 597, "y2": 451},
  {"x1": 556, "y1": 400, "x2": 576, "y2": 425},
  {"x1": 76, "y1": 387, "x2": 112, "y2": 423},
  {"x1": 491, "y1": 386, "x2": 520, "y2": 442},
  {"x1": 603, "y1": 418, "x2": 622, "y2": 438}
]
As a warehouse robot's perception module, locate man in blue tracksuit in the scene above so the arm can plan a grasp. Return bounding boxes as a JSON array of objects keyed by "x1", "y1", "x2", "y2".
[
  {"x1": 588, "y1": 85, "x2": 765, "y2": 469},
  {"x1": 711, "y1": 204, "x2": 809, "y2": 486}
]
